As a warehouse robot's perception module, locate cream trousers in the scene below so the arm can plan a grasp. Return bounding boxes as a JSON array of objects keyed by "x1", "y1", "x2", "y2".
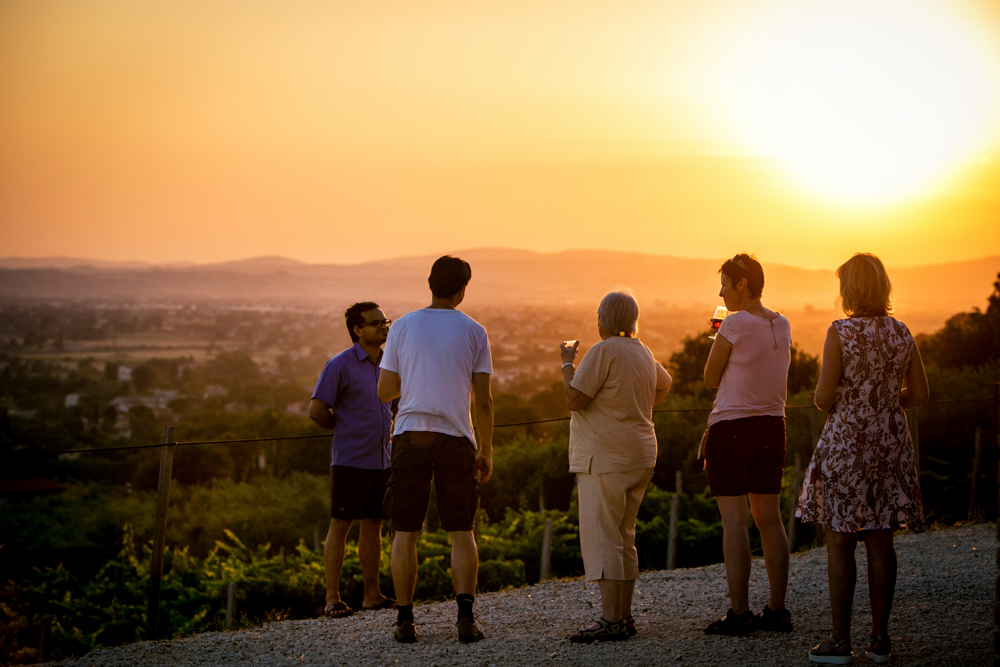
[{"x1": 576, "y1": 467, "x2": 653, "y2": 581}]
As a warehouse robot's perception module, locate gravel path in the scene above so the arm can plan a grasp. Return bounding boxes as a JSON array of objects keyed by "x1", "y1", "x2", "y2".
[{"x1": 57, "y1": 522, "x2": 994, "y2": 666}]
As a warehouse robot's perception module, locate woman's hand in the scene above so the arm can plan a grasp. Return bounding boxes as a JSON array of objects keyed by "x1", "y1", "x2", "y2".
[{"x1": 560, "y1": 340, "x2": 580, "y2": 365}]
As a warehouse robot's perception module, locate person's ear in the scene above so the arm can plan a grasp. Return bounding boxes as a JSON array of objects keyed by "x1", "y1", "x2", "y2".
[
  {"x1": 737, "y1": 277, "x2": 748, "y2": 292},
  {"x1": 353, "y1": 324, "x2": 364, "y2": 340}
]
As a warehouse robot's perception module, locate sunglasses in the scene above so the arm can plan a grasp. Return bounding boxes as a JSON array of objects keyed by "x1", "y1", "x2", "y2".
[{"x1": 361, "y1": 319, "x2": 392, "y2": 328}]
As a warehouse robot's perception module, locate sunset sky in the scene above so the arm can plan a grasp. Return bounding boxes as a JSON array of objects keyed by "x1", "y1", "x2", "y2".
[{"x1": 2, "y1": 0, "x2": 999, "y2": 269}]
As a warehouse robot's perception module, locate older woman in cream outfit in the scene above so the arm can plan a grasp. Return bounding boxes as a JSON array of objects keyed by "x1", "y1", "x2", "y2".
[{"x1": 560, "y1": 289, "x2": 672, "y2": 642}]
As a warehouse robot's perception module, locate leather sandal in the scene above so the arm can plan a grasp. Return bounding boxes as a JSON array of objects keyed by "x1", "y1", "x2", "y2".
[
  {"x1": 865, "y1": 635, "x2": 891, "y2": 664},
  {"x1": 361, "y1": 598, "x2": 397, "y2": 611},
  {"x1": 809, "y1": 634, "x2": 853, "y2": 664},
  {"x1": 703, "y1": 608, "x2": 755, "y2": 636},
  {"x1": 623, "y1": 615, "x2": 636, "y2": 637},
  {"x1": 755, "y1": 605, "x2": 793, "y2": 632},
  {"x1": 568, "y1": 617, "x2": 627, "y2": 643},
  {"x1": 324, "y1": 601, "x2": 354, "y2": 619}
]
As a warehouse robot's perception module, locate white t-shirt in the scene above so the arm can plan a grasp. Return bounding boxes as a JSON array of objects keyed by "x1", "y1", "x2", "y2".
[
  {"x1": 708, "y1": 310, "x2": 791, "y2": 426},
  {"x1": 380, "y1": 308, "x2": 493, "y2": 447}
]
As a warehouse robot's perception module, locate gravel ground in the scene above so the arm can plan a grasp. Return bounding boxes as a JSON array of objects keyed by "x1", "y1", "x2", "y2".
[{"x1": 56, "y1": 522, "x2": 994, "y2": 666}]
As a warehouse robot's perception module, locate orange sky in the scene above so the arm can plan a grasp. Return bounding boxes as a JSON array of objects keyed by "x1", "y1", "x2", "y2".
[{"x1": 2, "y1": 0, "x2": 999, "y2": 269}]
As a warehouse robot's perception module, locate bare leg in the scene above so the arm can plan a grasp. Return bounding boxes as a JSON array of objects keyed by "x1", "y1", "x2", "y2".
[
  {"x1": 358, "y1": 518, "x2": 388, "y2": 607},
  {"x1": 863, "y1": 529, "x2": 896, "y2": 638},
  {"x1": 448, "y1": 531, "x2": 478, "y2": 596},
  {"x1": 391, "y1": 531, "x2": 421, "y2": 606},
  {"x1": 749, "y1": 493, "x2": 790, "y2": 611},
  {"x1": 825, "y1": 528, "x2": 859, "y2": 641},
  {"x1": 717, "y1": 495, "x2": 752, "y2": 615},
  {"x1": 620, "y1": 580, "x2": 636, "y2": 618},
  {"x1": 597, "y1": 579, "x2": 624, "y2": 622},
  {"x1": 324, "y1": 518, "x2": 354, "y2": 607}
]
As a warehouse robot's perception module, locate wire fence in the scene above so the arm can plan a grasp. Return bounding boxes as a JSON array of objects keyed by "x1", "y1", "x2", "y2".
[{"x1": 55, "y1": 395, "x2": 995, "y2": 455}]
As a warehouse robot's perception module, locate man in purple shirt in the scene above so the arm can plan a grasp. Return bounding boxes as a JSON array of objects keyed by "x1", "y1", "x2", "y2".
[{"x1": 309, "y1": 301, "x2": 396, "y2": 618}]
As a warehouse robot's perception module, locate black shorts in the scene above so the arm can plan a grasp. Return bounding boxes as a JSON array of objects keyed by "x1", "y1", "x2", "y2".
[
  {"x1": 705, "y1": 415, "x2": 786, "y2": 496},
  {"x1": 330, "y1": 465, "x2": 391, "y2": 520},
  {"x1": 383, "y1": 431, "x2": 479, "y2": 532}
]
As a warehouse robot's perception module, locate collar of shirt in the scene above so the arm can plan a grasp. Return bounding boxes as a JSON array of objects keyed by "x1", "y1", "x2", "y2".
[{"x1": 352, "y1": 342, "x2": 383, "y2": 365}]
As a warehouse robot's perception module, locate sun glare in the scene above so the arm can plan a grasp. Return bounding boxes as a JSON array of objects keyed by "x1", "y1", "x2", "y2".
[{"x1": 722, "y1": 1, "x2": 1000, "y2": 204}]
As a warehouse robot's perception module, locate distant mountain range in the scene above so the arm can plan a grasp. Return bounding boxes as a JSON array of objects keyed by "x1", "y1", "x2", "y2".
[{"x1": 1, "y1": 250, "x2": 997, "y2": 319}]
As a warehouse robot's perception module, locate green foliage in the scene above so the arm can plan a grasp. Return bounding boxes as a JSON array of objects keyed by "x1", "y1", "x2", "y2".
[
  {"x1": 667, "y1": 334, "x2": 713, "y2": 396},
  {"x1": 918, "y1": 272, "x2": 1000, "y2": 369}
]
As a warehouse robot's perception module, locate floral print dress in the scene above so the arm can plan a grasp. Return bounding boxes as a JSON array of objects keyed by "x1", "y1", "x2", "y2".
[{"x1": 796, "y1": 316, "x2": 923, "y2": 532}]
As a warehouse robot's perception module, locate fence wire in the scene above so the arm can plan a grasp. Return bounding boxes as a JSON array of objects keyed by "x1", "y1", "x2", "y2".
[{"x1": 53, "y1": 395, "x2": 995, "y2": 456}]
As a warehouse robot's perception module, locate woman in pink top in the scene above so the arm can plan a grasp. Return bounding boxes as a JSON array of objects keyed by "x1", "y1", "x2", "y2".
[{"x1": 702, "y1": 253, "x2": 793, "y2": 636}]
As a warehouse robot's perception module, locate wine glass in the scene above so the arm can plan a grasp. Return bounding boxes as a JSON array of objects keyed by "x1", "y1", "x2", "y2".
[{"x1": 708, "y1": 306, "x2": 728, "y2": 340}]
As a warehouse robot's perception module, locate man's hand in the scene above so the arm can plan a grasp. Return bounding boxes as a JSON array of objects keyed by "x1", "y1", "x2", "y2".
[{"x1": 474, "y1": 452, "x2": 493, "y2": 484}]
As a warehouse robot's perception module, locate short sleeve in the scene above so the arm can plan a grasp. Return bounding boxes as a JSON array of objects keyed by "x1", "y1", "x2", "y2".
[
  {"x1": 571, "y1": 343, "x2": 610, "y2": 398},
  {"x1": 473, "y1": 326, "x2": 493, "y2": 374},
  {"x1": 718, "y1": 313, "x2": 741, "y2": 347},
  {"x1": 380, "y1": 326, "x2": 400, "y2": 373},
  {"x1": 655, "y1": 362, "x2": 671, "y2": 392},
  {"x1": 312, "y1": 358, "x2": 343, "y2": 407}
]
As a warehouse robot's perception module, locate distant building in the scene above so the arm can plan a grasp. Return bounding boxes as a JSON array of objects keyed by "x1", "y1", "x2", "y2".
[
  {"x1": 285, "y1": 401, "x2": 308, "y2": 416},
  {"x1": 117, "y1": 366, "x2": 133, "y2": 382},
  {"x1": 109, "y1": 396, "x2": 138, "y2": 413},
  {"x1": 65, "y1": 393, "x2": 80, "y2": 408},
  {"x1": 203, "y1": 384, "x2": 229, "y2": 399}
]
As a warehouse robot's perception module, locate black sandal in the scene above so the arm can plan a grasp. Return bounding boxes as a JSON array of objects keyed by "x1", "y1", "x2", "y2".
[
  {"x1": 623, "y1": 615, "x2": 636, "y2": 637},
  {"x1": 865, "y1": 635, "x2": 891, "y2": 664},
  {"x1": 703, "y1": 608, "x2": 755, "y2": 636},
  {"x1": 568, "y1": 617, "x2": 627, "y2": 643},
  {"x1": 755, "y1": 605, "x2": 793, "y2": 632}
]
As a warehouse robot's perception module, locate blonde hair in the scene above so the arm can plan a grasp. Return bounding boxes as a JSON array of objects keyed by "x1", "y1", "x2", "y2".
[
  {"x1": 837, "y1": 252, "x2": 893, "y2": 317},
  {"x1": 598, "y1": 289, "x2": 639, "y2": 337}
]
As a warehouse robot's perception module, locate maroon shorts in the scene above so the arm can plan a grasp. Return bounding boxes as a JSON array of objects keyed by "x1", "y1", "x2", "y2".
[{"x1": 705, "y1": 415, "x2": 786, "y2": 496}]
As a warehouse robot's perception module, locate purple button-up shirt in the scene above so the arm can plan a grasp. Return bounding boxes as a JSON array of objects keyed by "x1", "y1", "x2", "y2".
[{"x1": 311, "y1": 343, "x2": 392, "y2": 470}]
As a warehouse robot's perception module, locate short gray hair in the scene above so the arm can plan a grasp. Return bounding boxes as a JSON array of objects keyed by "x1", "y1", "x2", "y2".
[{"x1": 597, "y1": 289, "x2": 639, "y2": 337}]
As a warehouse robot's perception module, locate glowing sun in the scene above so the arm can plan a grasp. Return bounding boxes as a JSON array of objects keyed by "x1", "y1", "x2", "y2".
[{"x1": 724, "y1": 1, "x2": 1000, "y2": 204}]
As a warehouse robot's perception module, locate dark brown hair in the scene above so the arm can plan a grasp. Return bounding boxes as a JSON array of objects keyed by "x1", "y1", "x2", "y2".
[
  {"x1": 428, "y1": 255, "x2": 472, "y2": 298},
  {"x1": 345, "y1": 301, "x2": 380, "y2": 343},
  {"x1": 719, "y1": 253, "x2": 764, "y2": 299}
]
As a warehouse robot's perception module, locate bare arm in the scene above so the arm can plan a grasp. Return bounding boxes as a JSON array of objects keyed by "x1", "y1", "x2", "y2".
[
  {"x1": 900, "y1": 345, "x2": 929, "y2": 409},
  {"x1": 703, "y1": 334, "x2": 733, "y2": 389},
  {"x1": 560, "y1": 340, "x2": 593, "y2": 411},
  {"x1": 814, "y1": 325, "x2": 842, "y2": 412},
  {"x1": 471, "y1": 372, "x2": 494, "y2": 484},
  {"x1": 377, "y1": 369, "x2": 401, "y2": 403},
  {"x1": 654, "y1": 365, "x2": 673, "y2": 406},
  {"x1": 308, "y1": 398, "x2": 335, "y2": 430}
]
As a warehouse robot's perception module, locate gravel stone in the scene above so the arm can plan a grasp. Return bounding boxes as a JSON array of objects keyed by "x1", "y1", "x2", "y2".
[{"x1": 53, "y1": 522, "x2": 994, "y2": 666}]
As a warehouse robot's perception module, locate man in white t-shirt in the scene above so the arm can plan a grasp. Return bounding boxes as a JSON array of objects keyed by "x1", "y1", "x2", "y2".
[{"x1": 377, "y1": 255, "x2": 494, "y2": 644}]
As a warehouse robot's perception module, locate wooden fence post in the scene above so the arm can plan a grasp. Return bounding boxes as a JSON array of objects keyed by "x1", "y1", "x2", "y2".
[
  {"x1": 539, "y1": 518, "x2": 552, "y2": 582},
  {"x1": 786, "y1": 452, "x2": 802, "y2": 552},
  {"x1": 970, "y1": 428, "x2": 983, "y2": 520},
  {"x1": 226, "y1": 582, "x2": 237, "y2": 628},
  {"x1": 145, "y1": 426, "x2": 175, "y2": 640},
  {"x1": 992, "y1": 382, "x2": 999, "y2": 667},
  {"x1": 666, "y1": 470, "x2": 682, "y2": 571}
]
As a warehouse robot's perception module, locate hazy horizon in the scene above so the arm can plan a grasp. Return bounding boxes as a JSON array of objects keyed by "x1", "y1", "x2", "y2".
[{"x1": 2, "y1": 247, "x2": 999, "y2": 272}]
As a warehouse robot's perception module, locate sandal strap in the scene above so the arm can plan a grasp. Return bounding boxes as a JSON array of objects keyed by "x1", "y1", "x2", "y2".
[{"x1": 829, "y1": 634, "x2": 851, "y2": 650}]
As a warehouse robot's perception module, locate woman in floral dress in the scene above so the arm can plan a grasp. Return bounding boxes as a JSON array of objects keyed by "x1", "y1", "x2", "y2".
[{"x1": 797, "y1": 253, "x2": 928, "y2": 665}]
